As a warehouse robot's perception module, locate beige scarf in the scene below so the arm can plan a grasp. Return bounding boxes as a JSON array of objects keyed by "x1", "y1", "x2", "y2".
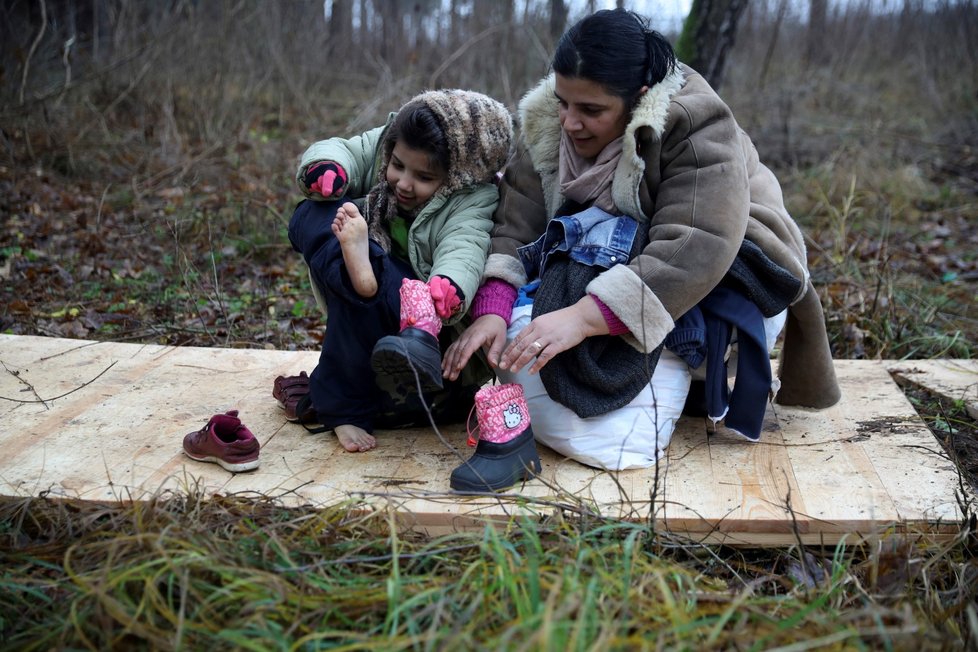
[{"x1": 558, "y1": 130, "x2": 624, "y2": 214}]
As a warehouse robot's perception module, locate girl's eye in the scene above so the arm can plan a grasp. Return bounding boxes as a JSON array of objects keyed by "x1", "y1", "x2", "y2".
[{"x1": 391, "y1": 160, "x2": 404, "y2": 170}]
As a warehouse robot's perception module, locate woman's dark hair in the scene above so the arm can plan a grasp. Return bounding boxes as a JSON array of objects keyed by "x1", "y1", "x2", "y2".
[
  {"x1": 389, "y1": 104, "x2": 450, "y2": 174},
  {"x1": 552, "y1": 9, "x2": 677, "y2": 107}
]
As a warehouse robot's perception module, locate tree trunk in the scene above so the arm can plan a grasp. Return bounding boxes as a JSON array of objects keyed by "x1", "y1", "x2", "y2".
[
  {"x1": 358, "y1": 0, "x2": 369, "y2": 54},
  {"x1": 675, "y1": 0, "x2": 748, "y2": 90},
  {"x1": 806, "y1": 0, "x2": 828, "y2": 67},
  {"x1": 549, "y1": 0, "x2": 567, "y2": 46},
  {"x1": 378, "y1": 0, "x2": 402, "y2": 65},
  {"x1": 329, "y1": 0, "x2": 353, "y2": 54}
]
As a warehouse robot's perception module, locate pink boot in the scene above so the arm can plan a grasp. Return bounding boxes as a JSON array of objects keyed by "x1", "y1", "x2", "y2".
[
  {"x1": 450, "y1": 383, "x2": 542, "y2": 491},
  {"x1": 371, "y1": 279, "x2": 444, "y2": 396}
]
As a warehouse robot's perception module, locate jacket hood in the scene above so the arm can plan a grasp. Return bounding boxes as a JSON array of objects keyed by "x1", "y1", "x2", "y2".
[{"x1": 379, "y1": 89, "x2": 514, "y2": 194}]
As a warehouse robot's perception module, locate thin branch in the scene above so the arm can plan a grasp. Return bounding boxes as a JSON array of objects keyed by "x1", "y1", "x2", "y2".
[
  {"x1": 0, "y1": 361, "x2": 117, "y2": 404},
  {"x1": 428, "y1": 23, "x2": 512, "y2": 89},
  {"x1": 2, "y1": 360, "x2": 47, "y2": 407}
]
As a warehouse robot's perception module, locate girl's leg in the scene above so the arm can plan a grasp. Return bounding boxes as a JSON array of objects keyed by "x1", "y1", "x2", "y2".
[
  {"x1": 498, "y1": 305, "x2": 690, "y2": 471},
  {"x1": 288, "y1": 200, "x2": 413, "y2": 450}
]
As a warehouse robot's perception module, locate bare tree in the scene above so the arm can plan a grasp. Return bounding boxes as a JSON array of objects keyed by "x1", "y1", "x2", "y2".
[
  {"x1": 329, "y1": 0, "x2": 353, "y2": 54},
  {"x1": 549, "y1": 0, "x2": 568, "y2": 45},
  {"x1": 377, "y1": 0, "x2": 403, "y2": 64},
  {"x1": 806, "y1": 0, "x2": 828, "y2": 67},
  {"x1": 757, "y1": 0, "x2": 789, "y2": 89},
  {"x1": 359, "y1": 0, "x2": 369, "y2": 47},
  {"x1": 675, "y1": 0, "x2": 748, "y2": 90}
]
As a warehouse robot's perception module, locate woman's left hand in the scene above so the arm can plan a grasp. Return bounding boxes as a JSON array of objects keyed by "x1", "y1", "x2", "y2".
[{"x1": 498, "y1": 295, "x2": 610, "y2": 375}]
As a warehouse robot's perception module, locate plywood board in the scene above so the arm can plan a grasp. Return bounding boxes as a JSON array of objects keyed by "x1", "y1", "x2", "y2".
[
  {"x1": 0, "y1": 334, "x2": 969, "y2": 545},
  {"x1": 887, "y1": 359, "x2": 978, "y2": 420}
]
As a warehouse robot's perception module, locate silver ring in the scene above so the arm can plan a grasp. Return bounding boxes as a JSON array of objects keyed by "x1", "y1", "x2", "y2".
[{"x1": 531, "y1": 341, "x2": 543, "y2": 350}]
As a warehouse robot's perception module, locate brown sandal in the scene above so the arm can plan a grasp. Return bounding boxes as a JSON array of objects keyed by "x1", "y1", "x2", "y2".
[
  {"x1": 273, "y1": 371, "x2": 309, "y2": 404},
  {"x1": 272, "y1": 372, "x2": 318, "y2": 423}
]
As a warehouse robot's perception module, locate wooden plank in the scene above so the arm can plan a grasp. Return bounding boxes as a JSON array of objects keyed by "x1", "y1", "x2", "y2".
[
  {"x1": 887, "y1": 359, "x2": 978, "y2": 420},
  {"x1": 776, "y1": 361, "x2": 963, "y2": 538},
  {"x1": 0, "y1": 334, "x2": 969, "y2": 545}
]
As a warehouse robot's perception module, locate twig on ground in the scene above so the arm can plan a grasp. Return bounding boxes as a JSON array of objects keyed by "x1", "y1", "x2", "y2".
[
  {"x1": 0, "y1": 361, "x2": 117, "y2": 404},
  {"x1": 1, "y1": 359, "x2": 48, "y2": 408}
]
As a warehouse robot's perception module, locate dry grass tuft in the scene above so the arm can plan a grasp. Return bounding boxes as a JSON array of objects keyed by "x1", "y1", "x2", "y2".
[{"x1": 2, "y1": 488, "x2": 977, "y2": 649}]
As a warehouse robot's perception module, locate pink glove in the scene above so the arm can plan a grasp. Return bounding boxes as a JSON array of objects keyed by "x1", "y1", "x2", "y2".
[
  {"x1": 304, "y1": 161, "x2": 348, "y2": 197},
  {"x1": 428, "y1": 276, "x2": 461, "y2": 319}
]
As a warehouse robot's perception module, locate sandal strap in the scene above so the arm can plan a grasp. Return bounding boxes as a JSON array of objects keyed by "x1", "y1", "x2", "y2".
[
  {"x1": 273, "y1": 372, "x2": 310, "y2": 402},
  {"x1": 294, "y1": 394, "x2": 329, "y2": 434},
  {"x1": 277, "y1": 375, "x2": 309, "y2": 390},
  {"x1": 277, "y1": 383, "x2": 310, "y2": 404}
]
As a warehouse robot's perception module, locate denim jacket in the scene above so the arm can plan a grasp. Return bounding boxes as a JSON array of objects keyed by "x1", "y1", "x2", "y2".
[{"x1": 517, "y1": 206, "x2": 639, "y2": 282}]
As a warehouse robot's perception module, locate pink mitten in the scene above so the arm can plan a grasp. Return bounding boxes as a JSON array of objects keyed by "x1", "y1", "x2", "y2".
[
  {"x1": 304, "y1": 161, "x2": 348, "y2": 197},
  {"x1": 428, "y1": 276, "x2": 461, "y2": 319}
]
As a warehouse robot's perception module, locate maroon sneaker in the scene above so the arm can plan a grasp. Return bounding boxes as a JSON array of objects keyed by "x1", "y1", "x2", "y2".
[{"x1": 182, "y1": 410, "x2": 260, "y2": 472}]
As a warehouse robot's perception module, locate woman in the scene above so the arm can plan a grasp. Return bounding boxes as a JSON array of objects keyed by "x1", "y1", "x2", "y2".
[{"x1": 443, "y1": 9, "x2": 840, "y2": 486}]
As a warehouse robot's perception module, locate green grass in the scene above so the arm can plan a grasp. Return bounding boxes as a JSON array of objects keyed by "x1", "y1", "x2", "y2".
[
  {"x1": 783, "y1": 157, "x2": 978, "y2": 360},
  {"x1": 2, "y1": 490, "x2": 975, "y2": 650}
]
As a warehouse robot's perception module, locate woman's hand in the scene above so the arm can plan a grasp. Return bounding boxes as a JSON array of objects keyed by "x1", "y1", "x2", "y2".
[
  {"x1": 442, "y1": 314, "x2": 508, "y2": 381},
  {"x1": 498, "y1": 295, "x2": 609, "y2": 375}
]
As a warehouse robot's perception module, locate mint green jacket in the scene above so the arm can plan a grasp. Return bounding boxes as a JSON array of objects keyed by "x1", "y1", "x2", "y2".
[{"x1": 295, "y1": 116, "x2": 498, "y2": 324}]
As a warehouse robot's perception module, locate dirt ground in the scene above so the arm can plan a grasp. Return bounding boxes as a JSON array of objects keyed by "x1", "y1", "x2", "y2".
[{"x1": 2, "y1": 145, "x2": 977, "y2": 497}]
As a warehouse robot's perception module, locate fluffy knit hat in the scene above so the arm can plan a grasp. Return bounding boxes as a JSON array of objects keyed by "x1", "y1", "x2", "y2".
[
  {"x1": 366, "y1": 90, "x2": 514, "y2": 250},
  {"x1": 391, "y1": 89, "x2": 513, "y2": 191}
]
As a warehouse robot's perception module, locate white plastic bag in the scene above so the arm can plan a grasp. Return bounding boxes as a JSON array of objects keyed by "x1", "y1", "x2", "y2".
[{"x1": 497, "y1": 305, "x2": 691, "y2": 470}]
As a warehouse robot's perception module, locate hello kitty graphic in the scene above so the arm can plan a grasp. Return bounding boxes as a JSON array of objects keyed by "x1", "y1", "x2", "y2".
[{"x1": 503, "y1": 403, "x2": 524, "y2": 430}]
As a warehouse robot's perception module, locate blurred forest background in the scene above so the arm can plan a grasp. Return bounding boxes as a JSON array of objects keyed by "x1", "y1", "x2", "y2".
[{"x1": 1, "y1": 0, "x2": 976, "y2": 360}]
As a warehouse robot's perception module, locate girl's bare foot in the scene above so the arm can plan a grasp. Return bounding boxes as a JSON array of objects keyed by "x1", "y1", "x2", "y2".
[
  {"x1": 334, "y1": 424, "x2": 377, "y2": 452},
  {"x1": 332, "y1": 202, "x2": 378, "y2": 298}
]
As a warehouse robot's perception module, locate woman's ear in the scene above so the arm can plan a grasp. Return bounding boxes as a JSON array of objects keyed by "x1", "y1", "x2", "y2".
[{"x1": 630, "y1": 85, "x2": 650, "y2": 110}]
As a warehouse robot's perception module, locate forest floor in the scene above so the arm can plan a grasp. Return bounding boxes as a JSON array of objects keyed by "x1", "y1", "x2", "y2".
[
  {"x1": 3, "y1": 17, "x2": 978, "y2": 640},
  {"x1": 3, "y1": 145, "x2": 977, "y2": 495}
]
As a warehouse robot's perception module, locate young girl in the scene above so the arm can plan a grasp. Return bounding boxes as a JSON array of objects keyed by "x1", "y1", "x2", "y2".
[{"x1": 279, "y1": 90, "x2": 514, "y2": 454}]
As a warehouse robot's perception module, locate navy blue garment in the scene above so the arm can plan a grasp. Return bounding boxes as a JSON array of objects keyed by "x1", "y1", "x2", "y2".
[
  {"x1": 289, "y1": 200, "x2": 478, "y2": 433},
  {"x1": 665, "y1": 286, "x2": 771, "y2": 441}
]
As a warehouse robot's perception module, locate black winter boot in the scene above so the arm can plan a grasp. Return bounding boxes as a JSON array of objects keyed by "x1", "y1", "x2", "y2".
[
  {"x1": 371, "y1": 327, "x2": 444, "y2": 395},
  {"x1": 449, "y1": 383, "x2": 542, "y2": 492},
  {"x1": 450, "y1": 428, "x2": 541, "y2": 492}
]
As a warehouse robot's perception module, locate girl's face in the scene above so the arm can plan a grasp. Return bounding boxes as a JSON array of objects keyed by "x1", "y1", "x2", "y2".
[
  {"x1": 386, "y1": 142, "x2": 445, "y2": 212},
  {"x1": 555, "y1": 74, "x2": 630, "y2": 160}
]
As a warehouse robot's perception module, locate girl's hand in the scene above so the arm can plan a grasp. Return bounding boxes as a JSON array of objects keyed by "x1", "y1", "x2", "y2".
[
  {"x1": 498, "y1": 296, "x2": 609, "y2": 375},
  {"x1": 304, "y1": 161, "x2": 348, "y2": 197},
  {"x1": 428, "y1": 276, "x2": 461, "y2": 319},
  {"x1": 442, "y1": 314, "x2": 508, "y2": 381}
]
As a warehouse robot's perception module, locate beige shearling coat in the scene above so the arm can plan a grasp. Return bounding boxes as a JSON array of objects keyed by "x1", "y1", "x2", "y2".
[{"x1": 486, "y1": 65, "x2": 839, "y2": 408}]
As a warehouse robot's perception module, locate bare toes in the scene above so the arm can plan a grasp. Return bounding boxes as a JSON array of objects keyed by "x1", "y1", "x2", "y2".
[{"x1": 335, "y1": 426, "x2": 376, "y2": 453}]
